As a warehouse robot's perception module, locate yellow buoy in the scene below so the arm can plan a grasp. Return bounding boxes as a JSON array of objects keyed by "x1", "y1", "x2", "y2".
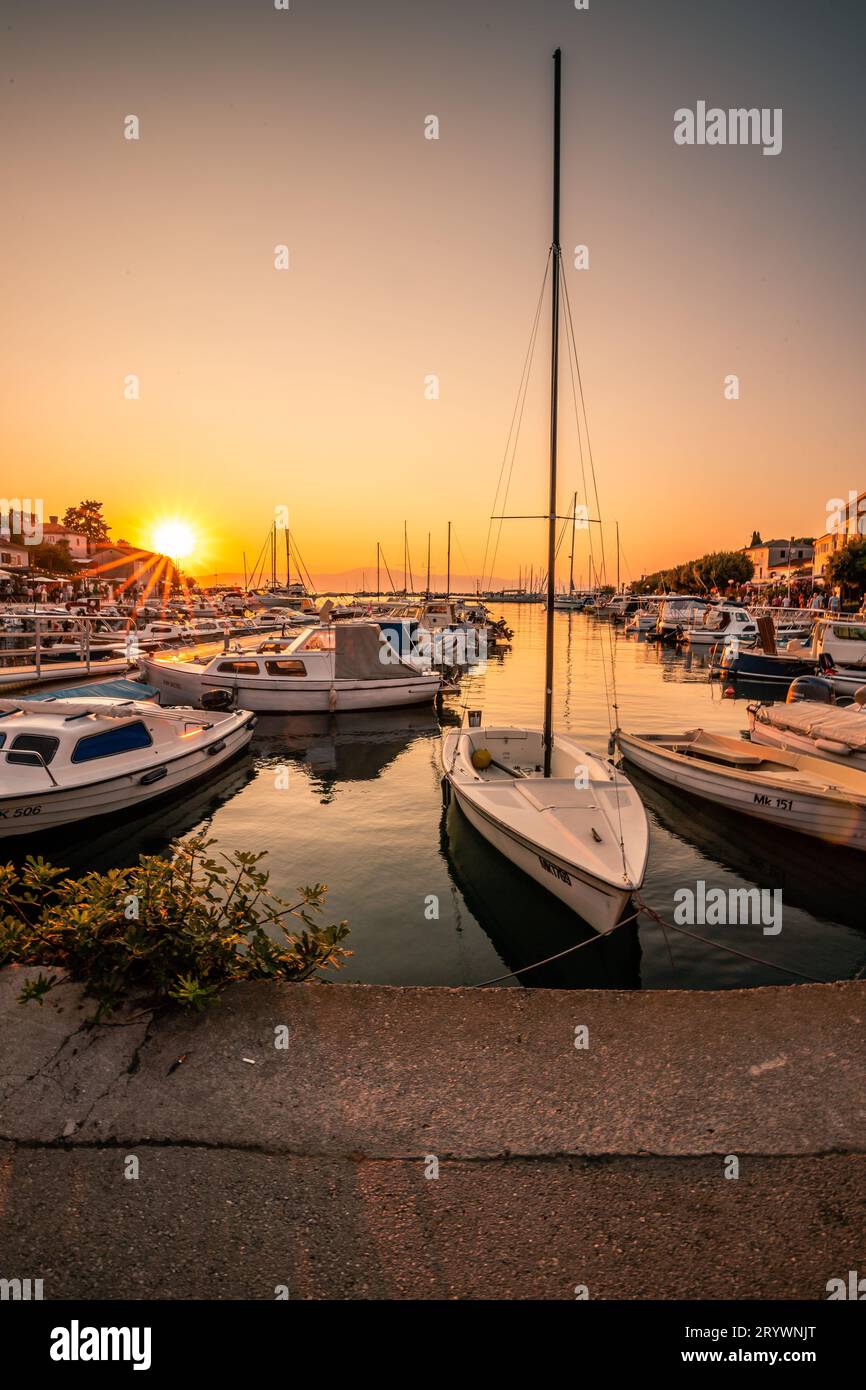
[{"x1": 471, "y1": 748, "x2": 492, "y2": 770}]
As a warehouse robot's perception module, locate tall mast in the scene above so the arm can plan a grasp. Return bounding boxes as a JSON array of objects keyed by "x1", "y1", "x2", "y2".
[
  {"x1": 446, "y1": 520, "x2": 451, "y2": 599},
  {"x1": 285, "y1": 519, "x2": 291, "y2": 588},
  {"x1": 426, "y1": 531, "x2": 431, "y2": 597},
  {"x1": 404, "y1": 520, "x2": 408, "y2": 594},
  {"x1": 376, "y1": 541, "x2": 380, "y2": 599},
  {"x1": 616, "y1": 520, "x2": 620, "y2": 594},
  {"x1": 569, "y1": 491, "x2": 576, "y2": 594},
  {"x1": 543, "y1": 47, "x2": 562, "y2": 778}
]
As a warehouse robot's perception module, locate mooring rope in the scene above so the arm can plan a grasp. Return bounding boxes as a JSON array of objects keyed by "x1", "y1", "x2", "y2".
[{"x1": 471, "y1": 896, "x2": 829, "y2": 987}]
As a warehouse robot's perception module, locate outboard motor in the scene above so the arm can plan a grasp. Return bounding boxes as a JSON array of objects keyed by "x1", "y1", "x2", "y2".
[
  {"x1": 786, "y1": 675, "x2": 835, "y2": 705},
  {"x1": 201, "y1": 688, "x2": 234, "y2": 712}
]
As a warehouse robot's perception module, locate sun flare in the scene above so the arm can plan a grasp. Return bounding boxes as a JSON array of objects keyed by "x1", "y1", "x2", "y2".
[{"x1": 152, "y1": 519, "x2": 197, "y2": 562}]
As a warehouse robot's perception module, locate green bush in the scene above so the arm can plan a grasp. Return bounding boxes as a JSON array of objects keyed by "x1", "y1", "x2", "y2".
[{"x1": 0, "y1": 836, "x2": 350, "y2": 1019}]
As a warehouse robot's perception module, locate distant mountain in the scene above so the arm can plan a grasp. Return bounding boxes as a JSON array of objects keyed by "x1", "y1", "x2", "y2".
[{"x1": 189, "y1": 566, "x2": 518, "y2": 593}]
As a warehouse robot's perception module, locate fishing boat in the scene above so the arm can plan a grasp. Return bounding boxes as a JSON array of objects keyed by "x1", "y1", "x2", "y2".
[
  {"x1": 0, "y1": 696, "x2": 255, "y2": 836},
  {"x1": 141, "y1": 622, "x2": 442, "y2": 712},
  {"x1": 441, "y1": 50, "x2": 650, "y2": 936},
  {"x1": 617, "y1": 727, "x2": 866, "y2": 851}
]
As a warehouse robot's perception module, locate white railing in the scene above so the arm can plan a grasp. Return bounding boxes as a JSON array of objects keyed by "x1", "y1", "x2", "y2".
[{"x1": 0, "y1": 616, "x2": 132, "y2": 676}]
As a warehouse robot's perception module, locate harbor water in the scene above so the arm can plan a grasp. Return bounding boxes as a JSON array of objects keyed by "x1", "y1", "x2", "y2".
[{"x1": 21, "y1": 605, "x2": 866, "y2": 991}]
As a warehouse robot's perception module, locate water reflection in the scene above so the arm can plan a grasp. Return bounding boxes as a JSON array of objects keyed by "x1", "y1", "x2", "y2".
[
  {"x1": 442, "y1": 798, "x2": 642, "y2": 990},
  {"x1": 628, "y1": 764, "x2": 866, "y2": 938},
  {"x1": 254, "y1": 707, "x2": 444, "y2": 803},
  {"x1": 8, "y1": 607, "x2": 863, "y2": 989}
]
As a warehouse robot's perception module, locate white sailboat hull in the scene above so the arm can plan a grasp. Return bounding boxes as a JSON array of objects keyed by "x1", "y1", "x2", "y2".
[
  {"x1": 442, "y1": 727, "x2": 649, "y2": 934},
  {"x1": 450, "y1": 784, "x2": 632, "y2": 933}
]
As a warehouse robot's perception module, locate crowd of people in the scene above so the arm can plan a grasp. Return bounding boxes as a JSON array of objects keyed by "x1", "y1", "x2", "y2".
[{"x1": 730, "y1": 585, "x2": 845, "y2": 613}]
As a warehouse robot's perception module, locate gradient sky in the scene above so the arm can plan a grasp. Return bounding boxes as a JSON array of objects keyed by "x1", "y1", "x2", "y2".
[{"x1": 2, "y1": 0, "x2": 865, "y2": 586}]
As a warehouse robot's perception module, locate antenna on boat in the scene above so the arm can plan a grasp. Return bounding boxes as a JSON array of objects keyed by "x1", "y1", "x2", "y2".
[{"x1": 543, "y1": 46, "x2": 562, "y2": 779}]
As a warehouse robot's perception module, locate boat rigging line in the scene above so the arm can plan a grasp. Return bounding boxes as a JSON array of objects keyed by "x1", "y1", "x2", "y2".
[{"x1": 480, "y1": 253, "x2": 552, "y2": 594}]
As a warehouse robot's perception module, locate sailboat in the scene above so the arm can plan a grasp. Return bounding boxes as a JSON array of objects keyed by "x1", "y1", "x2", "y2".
[
  {"x1": 553, "y1": 494, "x2": 586, "y2": 609},
  {"x1": 441, "y1": 50, "x2": 649, "y2": 936}
]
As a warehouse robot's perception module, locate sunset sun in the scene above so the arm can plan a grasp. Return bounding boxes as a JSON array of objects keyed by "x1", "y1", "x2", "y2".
[{"x1": 152, "y1": 519, "x2": 197, "y2": 562}]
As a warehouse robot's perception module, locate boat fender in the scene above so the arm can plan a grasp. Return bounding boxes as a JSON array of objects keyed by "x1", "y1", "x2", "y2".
[
  {"x1": 328, "y1": 686, "x2": 338, "y2": 713},
  {"x1": 471, "y1": 748, "x2": 492, "y2": 770},
  {"x1": 140, "y1": 765, "x2": 168, "y2": 786},
  {"x1": 441, "y1": 775, "x2": 451, "y2": 807}
]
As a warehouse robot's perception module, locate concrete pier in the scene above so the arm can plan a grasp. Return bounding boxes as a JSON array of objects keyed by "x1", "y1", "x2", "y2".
[{"x1": 1, "y1": 967, "x2": 863, "y2": 1299}]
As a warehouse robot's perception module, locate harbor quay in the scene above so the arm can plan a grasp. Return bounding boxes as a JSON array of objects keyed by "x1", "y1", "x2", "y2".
[{"x1": 1, "y1": 967, "x2": 863, "y2": 1300}]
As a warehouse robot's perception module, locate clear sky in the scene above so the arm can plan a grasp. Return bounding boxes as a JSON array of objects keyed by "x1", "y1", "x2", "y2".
[{"x1": 2, "y1": 0, "x2": 864, "y2": 586}]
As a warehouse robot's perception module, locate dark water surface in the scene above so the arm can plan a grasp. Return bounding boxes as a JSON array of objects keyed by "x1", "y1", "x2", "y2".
[{"x1": 31, "y1": 606, "x2": 866, "y2": 990}]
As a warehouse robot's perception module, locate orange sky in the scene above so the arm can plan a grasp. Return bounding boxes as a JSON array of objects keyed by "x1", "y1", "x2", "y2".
[{"x1": 2, "y1": 0, "x2": 864, "y2": 588}]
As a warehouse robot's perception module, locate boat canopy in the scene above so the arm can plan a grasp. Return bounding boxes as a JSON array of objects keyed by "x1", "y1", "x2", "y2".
[
  {"x1": 333, "y1": 624, "x2": 414, "y2": 681},
  {"x1": 757, "y1": 702, "x2": 866, "y2": 751}
]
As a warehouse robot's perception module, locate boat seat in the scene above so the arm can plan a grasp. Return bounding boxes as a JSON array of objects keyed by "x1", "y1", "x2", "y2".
[{"x1": 680, "y1": 744, "x2": 766, "y2": 769}]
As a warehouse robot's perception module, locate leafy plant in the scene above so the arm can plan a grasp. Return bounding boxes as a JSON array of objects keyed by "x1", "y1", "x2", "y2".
[{"x1": 0, "y1": 837, "x2": 350, "y2": 1020}]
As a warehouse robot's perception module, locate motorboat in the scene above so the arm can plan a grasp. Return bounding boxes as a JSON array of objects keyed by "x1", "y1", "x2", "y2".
[
  {"x1": 141, "y1": 622, "x2": 442, "y2": 712},
  {"x1": 617, "y1": 727, "x2": 866, "y2": 850},
  {"x1": 331, "y1": 601, "x2": 368, "y2": 619},
  {"x1": 717, "y1": 615, "x2": 866, "y2": 693},
  {"x1": 625, "y1": 601, "x2": 663, "y2": 632},
  {"x1": 252, "y1": 586, "x2": 317, "y2": 611},
  {"x1": 0, "y1": 696, "x2": 255, "y2": 836},
  {"x1": 677, "y1": 603, "x2": 759, "y2": 646},
  {"x1": 656, "y1": 595, "x2": 711, "y2": 634}
]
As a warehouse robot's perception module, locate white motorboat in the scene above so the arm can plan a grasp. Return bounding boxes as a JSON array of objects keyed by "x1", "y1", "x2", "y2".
[
  {"x1": 262, "y1": 606, "x2": 318, "y2": 628},
  {"x1": 130, "y1": 620, "x2": 196, "y2": 644},
  {"x1": 331, "y1": 601, "x2": 368, "y2": 619},
  {"x1": 656, "y1": 595, "x2": 711, "y2": 634},
  {"x1": 617, "y1": 727, "x2": 866, "y2": 850},
  {"x1": 0, "y1": 696, "x2": 255, "y2": 836},
  {"x1": 748, "y1": 697, "x2": 866, "y2": 772},
  {"x1": 440, "y1": 50, "x2": 650, "y2": 936},
  {"x1": 625, "y1": 603, "x2": 661, "y2": 632},
  {"x1": 442, "y1": 727, "x2": 649, "y2": 933},
  {"x1": 253, "y1": 587, "x2": 317, "y2": 611},
  {"x1": 141, "y1": 622, "x2": 442, "y2": 713},
  {"x1": 678, "y1": 603, "x2": 758, "y2": 646}
]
